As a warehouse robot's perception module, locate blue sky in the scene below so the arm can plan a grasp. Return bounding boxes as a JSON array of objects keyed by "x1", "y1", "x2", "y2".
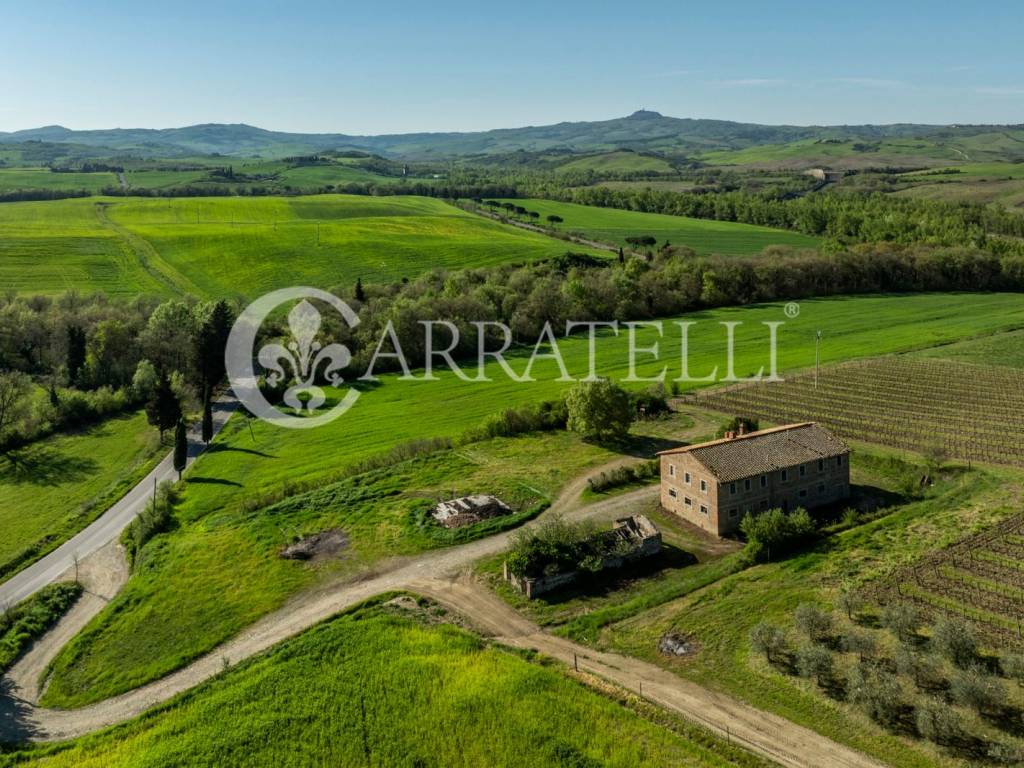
[{"x1": 2, "y1": 0, "x2": 1022, "y2": 133}]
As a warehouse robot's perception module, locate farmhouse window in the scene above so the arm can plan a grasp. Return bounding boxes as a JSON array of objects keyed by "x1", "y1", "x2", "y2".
[
  {"x1": 729, "y1": 508, "x2": 738, "y2": 518},
  {"x1": 730, "y1": 482, "x2": 736, "y2": 494},
  {"x1": 799, "y1": 465, "x2": 807, "y2": 477},
  {"x1": 700, "y1": 479, "x2": 707, "y2": 493},
  {"x1": 836, "y1": 455, "x2": 843, "y2": 467},
  {"x1": 781, "y1": 469, "x2": 788, "y2": 481},
  {"x1": 700, "y1": 504, "x2": 709, "y2": 515},
  {"x1": 760, "y1": 475, "x2": 767, "y2": 488},
  {"x1": 669, "y1": 488, "x2": 677, "y2": 498},
  {"x1": 684, "y1": 496, "x2": 692, "y2": 506},
  {"x1": 744, "y1": 478, "x2": 751, "y2": 491},
  {"x1": 684, "y1": 472, "x2": 691, "y2": 485},
  {"x1": 818, "y1": 459, "x2": 824, "y2": 472},
  {"x1": 669, "y1": 465, "x2": 675, "y2": 477}
]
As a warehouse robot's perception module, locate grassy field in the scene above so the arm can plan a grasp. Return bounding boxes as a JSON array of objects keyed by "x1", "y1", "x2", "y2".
[
  {"x1": 0, "y1": 195, "x2": 598, "y2": 298},
  {"x1": 7, "y1": 601, "x2": 768, "y2": 768},
  {"x1": 0, "y1": 200, "x2": 170, "y2": 296},
  {"x1": 41, "y1": 430, "x2": 637, "y2": 707},
  {"x1": 0, "y1": 583, "x2": 82, "y2": 673},
  {"x1": 38, "y1": 293, "x2": 1024, "y2": 707},
  {"x1": 123, "y1": 169, "x2": 209, "y2": 189},
  {"x1": 0, "y1": 168, "x2": 116, "y2": 193},
  {"x1": 596, "y1": 453, "x2": 1024, "y2": 768},
  {"x1": 0, "y1": 411, "x2": 162, "y2": 580},
  {"x1": 494, "y1": 198, "x2": 820, "y2": 254},
  {"x1": 484, "y1": 440, "x2": 1024, "y2": 767},
  {"x1": 914, "y1": 328, "x2": 1024, "y2": 369},
  {"x1": 894, "y1": 163, "x2": 1024, "y2": 208},
  {"x1": 555, "y1": 150, "x2": 676, "y2": 174},
  {"x1": 696, "y1": 131, "x2": 1024, "y2": 170}
]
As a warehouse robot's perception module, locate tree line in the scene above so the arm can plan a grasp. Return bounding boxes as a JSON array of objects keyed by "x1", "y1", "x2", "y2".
[{"x1": 0, "y1": 293, "x2": 233, "y2": 452}]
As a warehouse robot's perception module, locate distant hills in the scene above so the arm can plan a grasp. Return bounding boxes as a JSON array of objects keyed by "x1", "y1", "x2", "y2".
[{"x1": 1, "y1": 111, "x2": 1021, "y2": 160}]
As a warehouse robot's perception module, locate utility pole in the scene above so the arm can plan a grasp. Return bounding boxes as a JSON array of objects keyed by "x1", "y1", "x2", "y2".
[{"x1": 814, "y1": 330, "x2": 822, "y2": 389}]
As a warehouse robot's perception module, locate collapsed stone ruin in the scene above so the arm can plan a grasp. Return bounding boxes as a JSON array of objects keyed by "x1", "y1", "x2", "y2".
[
  {"x1": 504, "y1": 515, "x2": 662, "y2": 599},
  {"x1": 432, "y1": 494, "x2": 512, "y2": 529}
]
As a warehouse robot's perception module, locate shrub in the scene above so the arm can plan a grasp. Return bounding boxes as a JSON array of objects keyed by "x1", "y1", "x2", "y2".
[
  {"x1": 749, "y1": 622, "x2": 788, "y2": 663},
  {"x1": 988, "y1": 742, "x2": 1024, "y2": 765},
  {"x1": 950, "y1": 665, "x2": 1007, "y2": 714},
  {"x1": 740, "y1": 507, "x2": 816, "y2": 563},
  {"x1": 0, "y1": 582, "x2": 83, "y2": 672},
  {"x1": 836, "y1": 588, "x2": 863, "y2": 620},
  {"x1": 122, "y1": 481, "x2": 177, "y2": 566},
  {"x1": 931, "y1": 617, "x2": 978, "y2": 668},
  {"x1": 998, "y1": 652, "x2": 1024, "y2": 681},
  {"x1": 715, "y1": 416, "x2": 759, "y2": 439},
  {"x1": 631, "y1": 383, "x2": 669, "y2": 418},
  {"x1": 839, "y1": 630, "x2": 876, "y2": 662},
  {"x1": 882, "y1": 603, "x2": 920, "y2": 643},
  {"x1": 794, "y1": 603, "x2": 832, "y2": 643},
  {"x1": 915, "y1": 699, "x2": 962, "y2": 745},
  {"x1": 586, "y1": 460, "x2": 659, "y2": 493},
  {"x1": 895, "y1": 647, "x2": 943, "y2": 690},
  {"x1": 848, "y1": 664, "x2": 904, "y2": 727},
  {"x1": 464, "y1": 399, "x2": 568, "y2": 441}
]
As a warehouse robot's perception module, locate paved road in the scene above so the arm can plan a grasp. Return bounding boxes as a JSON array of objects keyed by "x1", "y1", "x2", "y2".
[{"x1": 0, "y1": 397, "x2": 238, "y2": 608}]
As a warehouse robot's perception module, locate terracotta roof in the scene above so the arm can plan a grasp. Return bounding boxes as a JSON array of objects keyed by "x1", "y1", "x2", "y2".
[{"x1": 658, "y1": 423, "x2": 848, "y2": 483}]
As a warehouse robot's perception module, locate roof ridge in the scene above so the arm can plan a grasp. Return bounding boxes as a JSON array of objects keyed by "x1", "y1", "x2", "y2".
[{"x1": 656, "y1": 422, "x2": 816, "y2": 456}]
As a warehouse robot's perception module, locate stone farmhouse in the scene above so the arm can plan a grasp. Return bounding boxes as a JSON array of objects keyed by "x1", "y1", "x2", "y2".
[{"x1": 658, "y1": 423, "x2": 850, "y2": 537}]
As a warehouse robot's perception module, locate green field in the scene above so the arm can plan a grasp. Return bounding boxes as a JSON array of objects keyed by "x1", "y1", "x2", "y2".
[
  {"x1": 914, "y1": 328, "x2": 1024, "y2": 369},
  {"x1": 123, "y1": 169, "x2": 210, "y2": 189},
  {"x1": 597, "y1": 451, "x2": 1024, "y2": 768},
  {"x1": 0, "y1": 195, "x2": 599, "y2": 298},
  {"x1": 39, "y1": 293, "x2": 1024, "y2": 707},
  {"x1": 894, "y1": 162, "x2": 1024, "y2": 208},
  {"x1": 696, "y1": 131, "x2": 1024, "y2": 170},
  {"x1": 0, "y1": 411, "x2": 162, "y2": 579},
  {"x1": 8, "y1": 601, "x2": 767, "y2": 768},
  {"x1": 0, "y1": 200, "x2": 169, "y2": 296},
  {"x1": 556, "y1": 150, "x2": 676, "y2": 174},
  {"x1": 41, "y1": 430, "x2": 637, "y2": 707},
  {"x1": 495, "y1": 198, "x2": 820, "y2": 254},
  {"x1": 0, "y1": 168, "x2": 116, "y2": 193}
]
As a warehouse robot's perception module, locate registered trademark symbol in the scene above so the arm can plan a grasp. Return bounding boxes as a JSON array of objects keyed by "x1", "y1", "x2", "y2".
[{"x1": 784, "y1": 302, "x2": 800, "y2": 319}]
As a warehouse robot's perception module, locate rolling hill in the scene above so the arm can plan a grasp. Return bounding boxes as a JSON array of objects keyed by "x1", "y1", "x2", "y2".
[{"x1": 3, "y1": 112, "x2": 1023, "y2": 160}]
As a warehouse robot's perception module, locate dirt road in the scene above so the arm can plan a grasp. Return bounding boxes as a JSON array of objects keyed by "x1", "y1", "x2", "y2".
[
  {"x1": 413, "y1": 577, "x2": 887, "y2": 768},
  {"x1": 0, "y1": 411, "x2": 884, "y2": 767}
]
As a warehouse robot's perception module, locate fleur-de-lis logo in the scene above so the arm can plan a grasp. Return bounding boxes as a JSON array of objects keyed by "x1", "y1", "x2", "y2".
[
  {"x1": 258, "y1": 300, "x2": 352, "y2": 412},
  {"x1": 226, "y1": 287, "x2": 361, "y2": 430}
]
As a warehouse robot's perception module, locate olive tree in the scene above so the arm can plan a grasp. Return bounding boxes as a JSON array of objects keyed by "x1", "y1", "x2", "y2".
[
  {"x1": 796, "y1": 644, "x2": 833, "y2": 685},
  {"x1": 931, "y1": 617, "x2": 977, "y2": 668},
  {"x1": 794, "y1": 603, "x2": 832, "y2": 643},
  {"x1": 749, "y1": 622, "x2": 788, "y2": 663}
]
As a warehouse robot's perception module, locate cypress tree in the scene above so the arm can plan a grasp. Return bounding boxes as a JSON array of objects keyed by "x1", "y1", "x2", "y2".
[
  {"x1": 173, "y1": 418, "x2": 188, "y2": 480},
  {"x1": 201, "y1": 388, "x2": 213, "y2": 445}
]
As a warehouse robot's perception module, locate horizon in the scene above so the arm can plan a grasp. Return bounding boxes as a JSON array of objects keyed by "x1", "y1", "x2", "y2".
[
  {"x1": 3, "y1": 1, "x2": 1022, "y2": 134},
  {"x1": 4, "y1": 110, "x2": 1023, "y2": 139}
]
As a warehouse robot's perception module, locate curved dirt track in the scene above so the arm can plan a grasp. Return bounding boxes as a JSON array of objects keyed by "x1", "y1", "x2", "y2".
[{"x1": 0, "y1": 409, "x2": 884, "y2": 767}]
